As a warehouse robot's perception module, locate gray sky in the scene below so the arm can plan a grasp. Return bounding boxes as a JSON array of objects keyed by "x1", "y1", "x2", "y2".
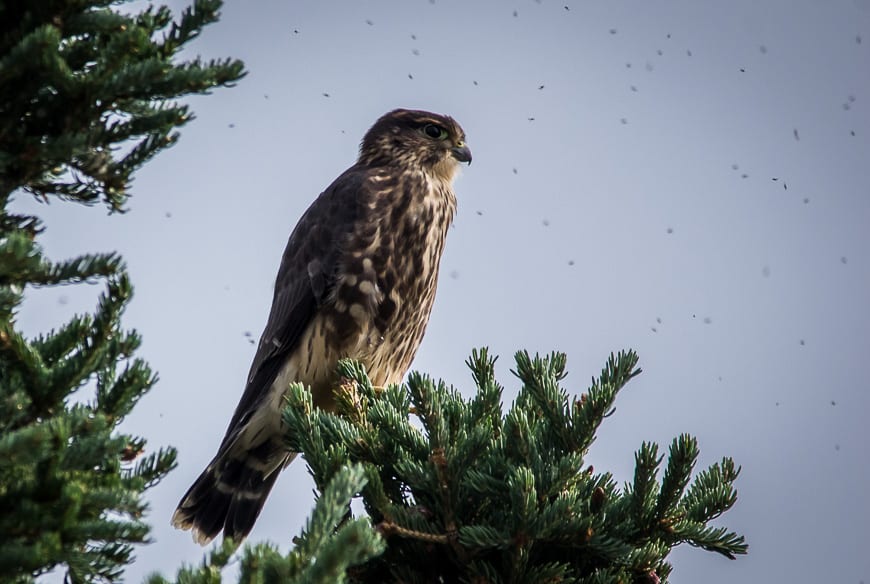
[{"x1": 13, "y1": 1, "x2": 870, "y2": 582}]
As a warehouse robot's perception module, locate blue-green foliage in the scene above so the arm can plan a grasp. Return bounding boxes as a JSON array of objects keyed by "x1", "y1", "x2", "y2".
[
  {"x1": 0, "y1": 1, "x2": 243, "y2": 581},
  {"x1": 277, "y1": 350, "x2": 746, "y2": 583}
]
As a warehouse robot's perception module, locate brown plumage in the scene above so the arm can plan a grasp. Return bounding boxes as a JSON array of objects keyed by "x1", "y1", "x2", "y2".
[{"x1": 171, "y1": 109, "x2": 471, "y2": 545}]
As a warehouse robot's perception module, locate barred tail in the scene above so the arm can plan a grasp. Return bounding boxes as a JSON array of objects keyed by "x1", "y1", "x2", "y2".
[{"x1": 171, "y1": 443, "x2": 294, "y2": 545}]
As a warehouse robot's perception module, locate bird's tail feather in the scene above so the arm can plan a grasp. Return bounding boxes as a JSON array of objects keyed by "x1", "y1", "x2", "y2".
[{"x1": 171, "y1": 443, "x2": 294, "y2": 545}]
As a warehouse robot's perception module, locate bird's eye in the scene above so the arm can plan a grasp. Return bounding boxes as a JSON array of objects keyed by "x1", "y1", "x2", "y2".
[{"x1": 422, "y1": 124, "x2": 448, "y2": 140}]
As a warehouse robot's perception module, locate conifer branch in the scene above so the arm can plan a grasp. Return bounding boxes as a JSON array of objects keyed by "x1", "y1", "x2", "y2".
[
  {"x1": 276, "y1": 350, "x2": 746, "y2": 582},
  {"x1": 0, "y1": 0, "x2": 244, "y2": 209},
  {"x1": 0, "y1": 1, "x2": 243, "y2": 581}
]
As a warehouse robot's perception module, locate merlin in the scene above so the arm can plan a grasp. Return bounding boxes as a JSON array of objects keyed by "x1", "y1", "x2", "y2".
[{"x1": 171, "y1": 109, "x2": 471, "y2": 544}]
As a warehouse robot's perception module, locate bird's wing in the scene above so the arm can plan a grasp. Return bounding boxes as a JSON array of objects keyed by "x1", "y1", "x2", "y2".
[{"x1": 217, "y1": 165, "x2": 369, "y2": 447}]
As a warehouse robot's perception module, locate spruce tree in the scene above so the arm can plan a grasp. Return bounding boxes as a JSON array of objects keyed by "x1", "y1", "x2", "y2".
[
  {"x1": 0, "y1": 1, "x2": 243, "y2": 581},
  {"x1": 282, "y1": 350, "x2": 747, "y2": 583}
]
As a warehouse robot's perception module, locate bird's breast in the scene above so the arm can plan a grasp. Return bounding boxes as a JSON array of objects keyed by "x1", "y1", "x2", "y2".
[{"x1": 323, "y1": 176, "x2": 455, "y2": 385}]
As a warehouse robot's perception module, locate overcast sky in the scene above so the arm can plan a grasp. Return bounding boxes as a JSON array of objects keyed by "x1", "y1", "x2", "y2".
[{"x1": 13, "y1": 1, "x2": 870, "y2": 582}]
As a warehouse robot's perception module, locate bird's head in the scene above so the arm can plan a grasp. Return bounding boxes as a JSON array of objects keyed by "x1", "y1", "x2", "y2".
[{"x1": 359, "y1": 109, "x2": 471, "y2": 181}]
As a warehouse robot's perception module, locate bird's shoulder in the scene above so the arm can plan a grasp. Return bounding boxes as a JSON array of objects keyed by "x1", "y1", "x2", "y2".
[
  {"x1": 272, "y1": 164, "x2": 397, "y2": 294},
  {"x1": 289, "y1": 164, "x2": 395, "y2": 234},
  {"x1": 316, "y1": 163, "x2": 403, "y2": 204}
]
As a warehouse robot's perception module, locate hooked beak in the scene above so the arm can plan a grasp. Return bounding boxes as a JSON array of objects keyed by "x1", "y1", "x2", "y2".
[{"x1": 451, "y1": 143, "x2": 472, "y2": 164}]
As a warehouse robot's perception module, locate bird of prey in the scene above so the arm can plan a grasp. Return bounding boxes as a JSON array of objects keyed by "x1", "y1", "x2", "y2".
[{"x1": 172, "y1": 109, "x2": 471, "y2": 545}]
